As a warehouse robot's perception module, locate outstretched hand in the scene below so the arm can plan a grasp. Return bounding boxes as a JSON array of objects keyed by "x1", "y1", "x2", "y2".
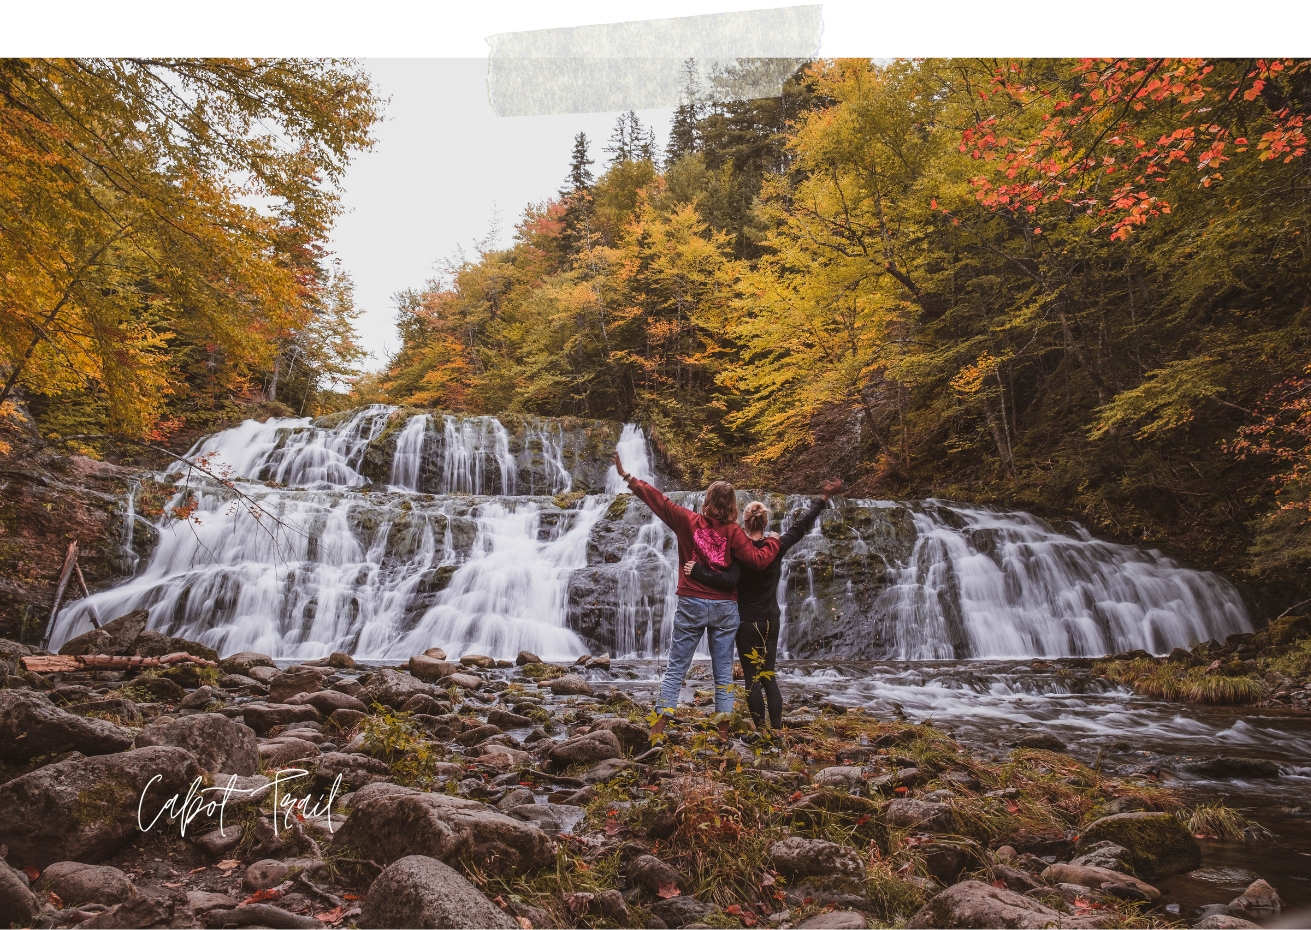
[
  {"x1": 820, "y1": 478, "x2": 843, "y2": 501},
  {"x1": 612, "y1": 452, "x2": 629, "y2": 480},
  {"x1": 683, "y1": 560, "x2": 696, "y2": 577}
]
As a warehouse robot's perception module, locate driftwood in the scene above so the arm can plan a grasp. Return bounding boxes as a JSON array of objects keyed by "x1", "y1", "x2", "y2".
[{"x1": 21, "y1": 651, "x2": 217, "y2": 673}]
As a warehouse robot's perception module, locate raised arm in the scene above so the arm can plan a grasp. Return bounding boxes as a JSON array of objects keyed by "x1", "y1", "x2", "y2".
[
  {"x1": 688, "y1": 559, "x2": 741, "y2": 592},
  {"x1": 614, "y1": 453, "x2": 690, "y2": 530},
  {"x1": 777, "y1": 479, "x2": 843, "y2": 557}
]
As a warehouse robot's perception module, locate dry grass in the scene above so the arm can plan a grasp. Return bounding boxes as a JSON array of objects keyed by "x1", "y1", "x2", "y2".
[
  {"x1": 1178, "y1": 802, "x2": 1274, "y2": 842},
  {"x1": 1093, "y1": 659, "x2": 1266, "y2": 704}
]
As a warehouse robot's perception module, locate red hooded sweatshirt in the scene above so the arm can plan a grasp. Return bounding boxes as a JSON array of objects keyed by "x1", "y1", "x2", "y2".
[{"x1": 624, "y1": 477, "x2": 781, "y2": 601}]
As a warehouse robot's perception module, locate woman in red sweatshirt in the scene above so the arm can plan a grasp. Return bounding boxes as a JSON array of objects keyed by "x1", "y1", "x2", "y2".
[{"x1": 612, "y1": 453, "x2": 781, "y2": 741}]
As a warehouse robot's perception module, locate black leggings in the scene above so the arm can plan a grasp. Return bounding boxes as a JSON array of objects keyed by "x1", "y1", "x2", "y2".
[{"x1": 736, "y1": 617, "x2": 782, "y2": 729}]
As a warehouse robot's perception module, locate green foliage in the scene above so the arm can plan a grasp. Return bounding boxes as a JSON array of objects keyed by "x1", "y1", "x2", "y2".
[
  {"x1": 358, "y1": 705, "x2": 441, "y2": 788},
  {"x1": 1178, "y1": 802, "x2": 1272, "y2": 842}
]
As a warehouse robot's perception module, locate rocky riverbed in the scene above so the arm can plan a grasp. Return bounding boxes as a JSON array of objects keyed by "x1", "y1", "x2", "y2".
[{"x1": 1, "y1": 612, "x2": 1307, "y2": 929}]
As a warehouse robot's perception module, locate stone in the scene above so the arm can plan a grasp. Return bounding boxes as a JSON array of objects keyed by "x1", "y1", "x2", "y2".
[
  {"x1": 74, "y1": 885, "x2": 195, "y2": 929},
  {"x1": 813, "y1": 766, "x2": 865, "y2": 789},
  {"x1": 313, "y1": 752, "x2": 391, "y2": 789},
  {"x1": 1041, "y1": 864, "x2": 1160, "y2": 903},
  {"x1": 326, "y1": 708, "x2": 367, "y2": 733},
  {"x1": 920, "y1": 842, "x2": 968, "y2": 884},
  {"x1": 38, "y1": 861, "x2": 136, "y2": 906},
  {"x1": 544, "y1": 729, "x2": 622, "y2": 770},
  {"x1": 516, "y1": 650, "x2": 541, "y2": 666},
  {"x1": 1184, "y1": 757, "x2": 1281, "y2": 779},
  {"x1": 989, "y1": 864, "x2": 1044, "y2": 893},
  {"x1": 58, "y1": 610, "x2": 149, "y2": 657},
  {"x1": 248, "y1": 665, "x2": 279, "y2": 684},
  {"x1": 0, "y1": 689, "x2": 134, "y2": 762},
  {"x1": 359, "y1": 854, "x2": 515, "y2": 929},
  {"x1": 549, "y1": 673, "x2": 592, "y2": 696},
  {"x1": 442, "y1": 672, "x2": 484, "y2": 690},
  {"x1": 487, "y1": 707, "x2": 535, "y2": 728},
  {"x1": 358, "y1": 668, "x2": 434, "y2": 709},
  {"x1": 328, "y1": 652, "x2": 356, "y2": 668},
  {"x1": 456, "y1": 723, "x2": 502, "y2": 746},
  {"x1": 242, "y1": 702, "x2": 323, "y2": 735},
  {"x1": 1070, "y1": 841, "x2": 1131, "y2": 872},
  {"x1": 1077, "y1": 812, "x2": 1201, "y2": 880},
  {"x1": 401, "y1": 693, "x2": 454, "y2": 716},
  {"x1": 883, "y1": 798, "x2": 958, "y2": 834},
  {"x1": 591, "y1": 716, "x2": 653, "y2": 753},
  {"x1": 333, "y1": 783, "x2": 555, "y2": 875},
  {"x1": 1193, "y1": 917, "x2": 1262, "y2": 929},
  {"x1": 220, "y1": 651, "x2": 276, "y2": 675},
  {"x1": 1011, "y1": 733, "x2": 1067, "y2": 752},
  {"x1": 243, "y1": 858, "x2": 290, "y2": 891},
  {"x1": 460, "y1": 654, "x2": 496, "y2": 668},
  {"x1": 505, "y1": 803, "x2": 586, "y2": 835},
  {"x1": 178, "y1": 685, "x2": 216, "y2": 709},
  {"x1": 478, "y1": 744, "x2": 533, "y2": 769},
  {"x1": 259, "y1": 736, "x2": 321, "y2": 768},
  {"x1": 584, "y1": 653, "x2": 611, "y2": 670},
  {"x1": 1230, "y1": 878, "x2": 1282, "y2": 912},
  {"x1": 0, "y1": 863, "x2": 38, "y2": 928},
  {"x1": 495, "y1": 787, "x2": 536, "y2": 810},
  {"x1": 798, "y1": 912, "x2": 867, "y2": 929},
  {"x1": 907, "y1": 880, "x2": 1112, "y2": 929},
  {"x1": 269, "y1": 669, "x2": 327, "y2": 704},
  {"x1": 626, "y1": 854, "x2": 685, "y2": 895},
  {"x1": 187, "y1": 891, "x2": 239, "y2": 913},
  {"x1": 287, "y1": 689, "x2": 368, "y2": 715},
  {"x1": 423, "y1": 647, "x2": 447, "y2": 659},
  {"x1": 409, "y1": 655, "x2": 459, "y2": 682},
  {"x1": 134, "y1": 712, "x2": 259, "y2": 775},
  {"x1": 580, "y1": 757, "x2": 635, "y2": 784},
  {"x1": 193, "y1": 824, "x2": 245, "y2": 857},
  {"x1": 128, "y1": 675, "x2": 187, "y2": 702},
  {"x1": 596, "y1": 888, "x2": 631, "y2": 924},
  {"x1": 0, "y1": 745, "x2": 202, "y2": 868},
  {"x1": 769, "y1": 836, "x2": 864, "y2": 879},
  {"x1": 519, "y1": 662, "x2": 567, "y2": 681},
  {"x1": 651, "y1": 895, "x2": 715, "y2": 928},
  {"x1": 203, "y1": 903, "x2": 323, "y2": 928}
]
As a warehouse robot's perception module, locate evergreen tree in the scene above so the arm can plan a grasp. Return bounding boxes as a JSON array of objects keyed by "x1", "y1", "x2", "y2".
[
  {"x1": 605, "y1": 113, "x2": 632, "y2": 166},
  {"x1": 563, "y1": 131, "x2": 594, "y2": 194},
  {"x1": 560, "y1": 132, "x2": 596, "y2": 259},
  {"x1": 666, "y1": 59, "x2": 702, "y2": 164}
]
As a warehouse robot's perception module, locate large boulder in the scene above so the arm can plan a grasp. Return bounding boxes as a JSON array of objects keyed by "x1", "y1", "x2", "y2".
[
  {"x1": 358, "y1": 668, "x2": 434, "y2": 709},
  {"x1": 548, "y1": 674, "x2": 592, "y2": 696},
  {"x1": 0, "y1": 862, "x2": 38, "y2": 928},
  {"x1": 769, "y1": 836, "x2": 865, "y2": 879},
  {"x1": 130, "y1": 631, "x2": 218, "y2": 662},
  {"x1": 313, "y1": 752, "x2": 391, "y2": 790},
  {"x1": 38, "y1": 861, "x2": 137, "y2": 906},
  {"x1": 408, "y1": 655, "x2": 458, "y2": 682},
  {"x1": 57, "y1": 610, "x2": 149, "y2": 657},
  {"x1": 908, "y1": 880, "x2": 1113, "y2": 929},
  {"x1": 333, "y1": 783, "x2": 555, "y2": 875},
  {"x1": 219, "y1": 651, "x2": 275, "y2": 675},
  {"x1": 286, "y1": 689, "x2": 368, "y2": 715},
  {"x1": 590, "y1": 716, "x2": 650, "y2": 754},
  {"x1": 269, "y1": 669, "x2": 327, "y2": 704},
  {"x1": 134, "y1": 713, "x2": 259, "y2": 776},
  {"x1": 1077, "y1": 812, "x2": 1200, "y2": 880},
  {"x1": 0, "y1": 690, "x2": 135, "y2": 762},
  {"x1": 242, "y1": 702, "x2": 323, "y2": 735},
  {"x1": 883, "y1": 798, "x2": 958, "y2": 834},
  {"x1": 1040, "y1": 863, "x2": 1159, "y2": 903},
  {"x1": 258, "y1": 737, "x2": 321, "y2": 769},
  {"x1": 0, "y1": 746, "x2": 202, "y2": 868},
  {"x1": 359, "y1": 855, "x2": 516, "y2": 929},
  {"x1": 75, "y1": 885, "x2": 196, "y2": 928},
  {"x1": 543, "y1": 730, "x2": 622, "y2": 771}
]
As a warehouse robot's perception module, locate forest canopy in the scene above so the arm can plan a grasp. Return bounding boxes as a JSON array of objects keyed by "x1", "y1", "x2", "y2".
[{"x1": 383, "y1": 58, "x2": 1311, "y2": 607}]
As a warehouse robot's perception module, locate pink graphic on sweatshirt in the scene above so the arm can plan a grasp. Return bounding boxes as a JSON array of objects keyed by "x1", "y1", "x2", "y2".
[{"x1": 693, "y1": 527, "x2": 730, "y2": 569}]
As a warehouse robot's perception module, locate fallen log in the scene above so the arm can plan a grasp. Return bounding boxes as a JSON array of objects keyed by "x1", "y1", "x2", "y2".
[{"x1": 21, "y1": 651, "x2": 217, "y2": 673}]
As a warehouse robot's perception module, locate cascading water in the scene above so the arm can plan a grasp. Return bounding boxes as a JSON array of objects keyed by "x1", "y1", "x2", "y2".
[{"x1": 48, "y1": 407, "x2": 1253, "y2": 661}]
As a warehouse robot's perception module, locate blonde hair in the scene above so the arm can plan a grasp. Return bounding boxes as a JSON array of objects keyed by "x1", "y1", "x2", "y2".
[
  {"x1": 701, "y1": 481, "x2": 739, "y2": 524},
  {"x1": 743, "y1": 501, "x2": 769, "y2": 535}
]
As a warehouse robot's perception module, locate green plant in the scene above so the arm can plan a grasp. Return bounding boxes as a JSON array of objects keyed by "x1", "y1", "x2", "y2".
[{"x1": 358, "y1": 704, "x2": 441, "y2": 788}]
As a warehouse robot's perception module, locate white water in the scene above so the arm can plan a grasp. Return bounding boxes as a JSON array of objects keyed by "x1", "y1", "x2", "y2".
[{"x1": 50, "y1": 408, "x2": 1252, "y2": 661}]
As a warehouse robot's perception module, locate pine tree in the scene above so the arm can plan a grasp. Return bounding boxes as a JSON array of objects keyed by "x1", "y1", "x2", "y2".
[
  {"x1": 605, "y1": 114, "x2": 632, "y2": 166},
  {"x1": 563, "y1": 131, "x2": 595, "y2": 194},
  {"x1": 666, "y1": 59, "x2": 703, "y2": 165},
  {"x1": 560, "y1": 132, "x2": 595, "y2": 259},
  {"x1": 637, "y1": 126, "x2": 659, "y2": 165}
]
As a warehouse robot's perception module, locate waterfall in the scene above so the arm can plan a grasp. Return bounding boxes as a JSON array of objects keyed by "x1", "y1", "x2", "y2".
[{"x1": 48, "y1": 408, "x2": 1253, "y2": 661}]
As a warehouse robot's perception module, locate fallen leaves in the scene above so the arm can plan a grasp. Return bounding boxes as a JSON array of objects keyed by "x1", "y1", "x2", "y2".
[
  {"x1": 240, "y1": 887, "x2": 283, "y2": 905},
  {"x1": 217, "y1": 859, "x2": 240, "y2": 871},
  {"x1": 657, "y1": 881, "x2": 682, "y2": 899}
]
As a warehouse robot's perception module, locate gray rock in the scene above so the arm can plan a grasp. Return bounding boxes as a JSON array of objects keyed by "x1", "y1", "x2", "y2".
[
  {"x1": 1011, "y1": 733, "x2": 1067, "y2": 752},
  {"x1": 496, "y1": 787, "x2": 536, "y2": 810},
  {"x1": 595, "y1": 888, "x2": 631, "y2": 923},
  {"x1": 650, "y1": 895, "x2": 715, "y2": 928},
  {"x1": 549, "y1": 674, "x2": 592, "y2": 696},
  {"x1": 769, "y1": 836, "x2": 864, "y2": 878},
  {"x1": 1184, "y1": 758, "x2": 1281, "y2": 779},
  {"x1": 441, "y1": 672, "x2": 484, "y2": 690},
  {"x1": 0, "y1": 689, "x2": 134, "y2": 762},
  {"x1": 326, "y1": 708, "x2": 367, "y2": 733},
  {"x1": 192, "y1": 824, "x2": 244, "y2": 857},
  {"x1": 812, "y1": 766, "x2": 865, "y2": 789},
  {"x1": 487, "y1": 708, "x2": 534, "y2": 728},
  {"x1": 590, "y1": 716, "x2": 651, "y2": 753},
  {"x1": 358, "y1": 668, "x2": 434, "y2": 709},
  {"x1": 313, "y1": 752, "x2": 391, "y2": 790},
  {"x1": 798, "y1": 912, "x2": 867, "y2": 929},
  {"x1": 333, "y1": 783, "x2": 556, "y2": 875},
  {"x1": 883, "y1": 798, "x2": 958, "y2": 834},
  {"x1": 1070, "y1": 841, "x2": 1131, "y2": 872},
  {"x1": 244, "y1": 859, "x2": 290, "y2": 891},
  {"x1": 359, "y1": 854, "x2": 515, "y2": 929},
  {"x1": 1077, "y1": 812, "x2": 1201, "y2": 880},
  {"x1": 134, "y1": 712, "x2": 259, "y2": 775},
  {"x1": 1041, "y1": 864, "x2": 1159, "y2": 903},
  {"x1": 287, "y1": 689, "x2": 368, "y2": 715},
  {"x1": 203, "y1": 903, "x2": 324, "y2": 928},
  {"x1": 187, "y1": 891, "x2": 239, "y2": 913},
  {"x1": 460, "y1": 654, "x2": 496, "y2": 669},
  {"x1": 38, "y1": 861, "x2": 136, "y2": 906},
  {"x1": 1230, "y1": 878, "x2": 1282, "y2": 912},
  {"x1": 242, "y1": 702, "x2": 323, "y2": 735},
  {"x1": 1193, "y1": 917, "x2": 1262, "y2": 929},
  {"x1": 63, "y1": 884, "x2": 194, "y2": 929},
  {"x1": 503, "y1": 803, "x2": 585, "y2": 835},
  {"x1": 219, "y1": 651, "x2": 275, "y2": 675},
  {"x1": 516, "y1": 650, "x2": 542, "y2": 666},
  {"x1": 544, "y1": 729, "x2": 621, "y2": 770},
  {"x1": 259, "y1": 737, "x2": 321, "y2": 769},
  {"x1": 907, "y1": 880, "x2": 1112, "y2": 929},
  {"x1": 248, "y1": 665, "x2": 279, "y2": 684},
  {"x1": 0, "y1": 862, "x2": 38, "y2": 928},
  {"x1": 178, "y1": 685, "x2": 217, "y2": 709},
  {"x1": 57, "y1": 610, "x2": 149, "y2": 657},
  {"x1": 0, "y1": 745, "x2": 202, "y2": 868},
  {"x1": 401, "y1": 693, "x2": 454, "y2": 716},
  {"x1": 627, "y1": 854, "x2": 685, "y2": 895},
  {"x1": 409, "y1": 655, "x2": 458, "y2": 682},
  {"x1": 269, "y1": 669, "x2": 327, "y2": 704}
]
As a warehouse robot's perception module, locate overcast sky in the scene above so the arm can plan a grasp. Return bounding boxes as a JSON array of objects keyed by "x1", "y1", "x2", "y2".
[{"x1": 330, "y1": 59, "x2": 675, "y2": 367}]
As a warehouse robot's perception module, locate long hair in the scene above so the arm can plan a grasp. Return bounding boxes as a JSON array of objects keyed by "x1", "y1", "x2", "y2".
[
  {"x1": 701, "y1": 481, "x2": 739, "y2": 524},
  {"x1": 742, "y1": 501, "x2": 769, "y2": 536}
]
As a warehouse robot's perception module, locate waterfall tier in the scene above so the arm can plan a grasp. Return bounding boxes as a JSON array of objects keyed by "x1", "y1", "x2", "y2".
[{"x1": 48, "y1": 408, "x2": 1251, "y2": 661}]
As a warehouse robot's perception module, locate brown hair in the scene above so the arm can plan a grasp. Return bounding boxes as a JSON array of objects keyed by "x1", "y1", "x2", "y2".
[
  {"x1": 701, "y1": 481, "x2": 739, "y2": 524},
  {"x1": 743, "y1": 501, "x2": 769, "y2": 536}
]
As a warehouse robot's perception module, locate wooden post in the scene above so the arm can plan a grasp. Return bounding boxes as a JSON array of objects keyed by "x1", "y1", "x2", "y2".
[
  {"x1": 40, "y1": 541, "x2": 79, "y2": 650},
  {"x1": 72, "y1": 560, "x2": 101, "y2": 629}
]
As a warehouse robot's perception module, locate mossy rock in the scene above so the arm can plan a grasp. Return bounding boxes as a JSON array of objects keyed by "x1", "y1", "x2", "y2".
[
  {"x1": 1077, "y1": 811, "x2": 1200, "y2": 880},
  {"x1": 605, "y1": 495, "x2": 631, "y2": 521},
  {"x1": 519, "y1": 663, "x2": 567, "y2": 681},
  {"x1": 1266, "y1": 614, "x2": 1311, "y2": 650}
]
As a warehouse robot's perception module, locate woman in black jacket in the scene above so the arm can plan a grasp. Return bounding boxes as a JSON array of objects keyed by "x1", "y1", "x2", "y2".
[{"x1": 683, "y1": 479, "x2": 842, "y2": 729}]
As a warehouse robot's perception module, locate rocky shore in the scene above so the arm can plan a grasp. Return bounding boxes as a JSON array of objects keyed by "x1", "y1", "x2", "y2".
[{"x1": 0, "y1": 613, "x2": 1296, "y2": 930}]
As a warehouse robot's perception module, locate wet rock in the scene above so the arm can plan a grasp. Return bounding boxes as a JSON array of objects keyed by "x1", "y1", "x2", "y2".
[
  {"x1": 328, "y1": 651, "x2": 355, "y2": 668},
  {"x1": 456, "y1": 723, "x2": 502, "y2": 746},
  {"x1": 651, "y1": 895, "x2": 715, "y2": 928},
  {"x1": 1193, "y1": 917, "x2": 1262, "y2": 929},
  {"x1": 1230, "y1": 878, "x2": 1282, "y2": 912},
  {"x1": 1041, "y1": 864, "x2": 1159, "y2": 903},
  {"x1": 1077, "y1": 812, "x2": 1201, "y2": 880},
  {"x1": 505, "y1": 803, "x2": 585, "y2": 834},
  {"x1": 549, "y1": 673, "x2": 593, "y2": 696},
  {"x1": 192, "y1": 824, "x2": 244, "y2": 857},
  {"x1": 269, "y1": 669, "x2": 327, "y2": 704},
  {"x1": 496, "y1": 787, "x2": 535, "y2": 810},
  {"x1": 590, "y1": 716, "x2": 650, "y2": 753},
  {"x1": 242, "y1": 702, "x2": 323, "y2": 735},
  {"x1": 487, "y1": 707, "x2": 534, "y2": 728},
  {"x1": 314, "y1": 751, "x2": 390, "y2": 789},
  {"x1": 333, "y1": 783, "x2": 555, "y2": 875},
  {"x1": 76, "y1": 885, "x2": 195, "y2": 928},
  {"x1": 134, "y1": 712, "x2": 259, "y2": 775},
  {"x1": 813, "y1": 766, "x2": 865, "y2": 789},
  {"x1": 359, "y1": 854, "x2": 515, "y2": 929},
  {"x1": 358, "y1": 668, "x2": 435, "y2": 709},
  {"x1": 409, "y1": 655, "x2": 458, "y2": 681},
  {"x1": 0, "y1": 745, "x2": 202, "y2": 868},
  {"x1": 58, "y1": 610, "x2": 149, "y2": 656},
  {"x1": 442, "y1": 672, "x2": 484, "y2": 690},
  {"x1": 516, "y1": 650, "x2": 542, "y2": 666},
  {"x1": 401, "y1": 693, "x2": 453, "y2": 716},
  {"x1": 769, "y1": 836, "x2": 864, "y2": 878},
  {"x1": 1070, "y1": 841, "x2": 1131, "y2": 872},
  {"x1": 1184, "y1": 757, "x2": 1281, "y2": 779},
  {"x1": 0, "y1": 862, "x2": 38, "y2": 928},
  {"x1": 883, "y1": 798, "x2": 958, "y2": 833},
  {"x1": 519, "y1": 662, "x2": 567, "y2": 681},
  {"x1": 243, "y1": 859, "x2": 289, "y2": 891},
  {"x1": 798, "y1": 912, "x2": 867, "y2": 929},
  {"x1": 287, "y1": 689, "x2": 368, "y2": 715},
  {"x1": 476, "y1": 744, "x2": 533, "y2": 769},
  {"x1": 259, "y1": 736, "x2": 321, "y2": 768},
  {"x1": 907, "y1": 880, "x2": 1111, "y2": 929},
  {"x1": 585, "y1": 653, "x2": 611, "y2": 670},
  {"x1": 460, "y1": 654, "x2": 496, "y2": 669},
  {"x1": 0, "y1": 689, "x2": 134, "y2": 762},
  {"x1": 38, "y1": 861, "x2": 136, "y2": 905},
  {"x1": 1010, "y1": 733, "x2": 1067, "y2": 752},
  {"x1": 544, "y1": 729, "x2": 622, "y2": 770},
  {"x1": 627, "y1": 854, "x2": 686, "y2": 894},
  {"x1": 219, "y1": 651, "x2": 275, "y2": 675}
]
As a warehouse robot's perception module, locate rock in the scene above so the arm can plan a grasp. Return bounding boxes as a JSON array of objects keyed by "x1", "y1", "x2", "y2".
[
  {"x1": 328, "y1": 652, "x2": 355, "y2": 668},
  {"x1": 1078, "y1": 812, "x2": 1201, "y2": 880},
  {"x1": 516, "y1": 650, "x2": 541, "y2": 666},
  {"x1": 883, "y1": 798, "x2": 958, "y2": 834},
  {"x1": 248, "y1": 665, "x2": 279, "y2": 684},
  {"x1": 192, "y1": 824, "x2": 245, "y2": 857},
  {"x1": 259, "y1": 736, "x2": 321, "y2": 768},
  {"x1": 650, "y1": 895, "x2": 715, "y2": 928},
  {"x1": 58, "y1": 610, "x2": 149, "y2": 656},
  {"x1": 129, "y1": 675, "x2": 187, "y2": 702},
  {"x1": 584, "y1": 653, "x2": 611, "y2": 670},
  {"x1": 798, "y1": 912, "x2": 867, "y2": 929},
  {"x1": 422, "y1": 647, "x2": 447, "y2": 659},
  {"x1": 0, "y1": 745, "x2": 202, "y2": 868},
  {"x1": 496, "y1": 787, "x2": 536, "y2": 810},
  {"x1": 1041, "y1": 864, "x2": 1160, "y2": 903},
  {"x1": 326, "y1": 708, "x2": 367, "y2": 733},
  {"x1": 505, "y1": 803, "x2": 585, "y2": 835},
  {"x1": 1070, "y1": 841, "x2": 1131, "y2": 872},
  {"x1": 487, "y1": 708, "x2": 535, "y2": 729},
  {"x1": 920, "y1": 842, "x2": 968, "y2": 883},
  {"x1": 37, "y1": 861, "x2": 136, "y2": 905},
  {"x1": 333, "y1": 784, "x2": 555, "y2": 875},
  {"x1": 548, "y1": 673, "x2": 592, "y2": 696},
  {"x1": 0, "y1": 862, "x2": 38, "y2": 928},
  {"x1": 994, "y1": 845, "x2": 1017, "y2": 862},
  {"x1": 544, "y1": 729, "x2": 622, "y2": 770},
  {"x1": 130, "y1": 631, "x2": 218, "y2": 662},
  {"x1": 519, "y1": 662, "x2": 567, "y2": 681},
  {"x1": 476, "y1": 744, "x2": 533, "y2": 769},
  {"x1": 907, "y1": 880, "x2": 1111, "y2": 929},
  {"x1": 596, "y1": 888, "x2": 631, "y2": 923},
  {"x1": 456, "y1": 723, "x2": 502, "y2": 746},
  {"x1": 220, "y1": 651, "x2": 276, "y2": 674},
  {"x1": 269, "y1": 669, "x2": 327, "y2": 704},
  {"x1": 409, "y1": 655, "x2": 459, "y2": 682},
  {"x1": 178, "y1": 685, "x2": 216, "y2": 709},
  {"x1": 442, "y1": 672, "x2": 484, "y2": 690},
  {"x1": 1011, "y1": 733, "x2": 1067, "y2": 752},
  {"x1": 401, "y1": 694, "x2": 454, "y2": 716},
  {"x1": 134, "y1": 712, "x2": 259, "y2": 775},
  {"x1": 813, "y1": 766, "x2": 865, "y2": 789},
  {"x1": 0, "y1": 689, "x2": 135, "y2": 762},
  {"x1": 627, "y1": 854, "x2": 685, "y2": 894},
  {"x1": 287, "y1": 689, "x2": 368, "y2": 715},
  {"x1": 590, "y1": 716, "x2": 650, "y2": 753},
  {"x1": 242, "y1": 702, "x2": 323, "y2": 735},
  {"x1": 769, "y1": 836, "x2": 864, "y2": 878},
  {"x1": 1184, "y1": 757, "x2": 1282, "y2": 779},
  {"x1": 359, "y1": 854, "x2": 515, "y2": 929},
  {"x1": 579, "y1": 757, "x2": 634, "y2": 784},
  {"x1": 203, "y1": 903, "x2": 324, "y2": 928},
  {"x1": 243, "y1": 859, "x2": 290, "y2": 891},
  {"x1": 187, "y1": 891, "x2": 239, "y2": 913},
  {"x1": 314, "y1": 752, "x2": 391, "y2": 789},
  {"x1": 74, "y1": 885, "x2": 194, "y2": 929},
  {"x1": 868, "y1": 767, "x2": 924, "y2": 791},
  {"x1": 1193, "y1": 917, "x2": 1262, "y2": 929},
  {"x1": 989, "y1": 864, "x2": 1044, "y2": 893},
  {"x1": 460, "y1": 654, "x2": 496, "y2": 668},
  {"x1": 358, "y1": 668, "x2": 435, "y2": 709},
  {"x1": 1230, "y1": 878, "x2": 1282, "y2": 912}
]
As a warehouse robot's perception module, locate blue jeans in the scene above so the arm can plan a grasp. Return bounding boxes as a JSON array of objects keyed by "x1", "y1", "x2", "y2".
[{"x1": 657, "y1": 597, "x2": 740, "y2": 717}]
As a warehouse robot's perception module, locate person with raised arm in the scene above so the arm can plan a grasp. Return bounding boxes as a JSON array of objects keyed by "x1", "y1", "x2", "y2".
[
  {"x1": 686, "y1": 479, "x2": 843, "y2": 731},
  {"x1": 612, "y1": 452, "x2": 781, "y2": 743}
]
